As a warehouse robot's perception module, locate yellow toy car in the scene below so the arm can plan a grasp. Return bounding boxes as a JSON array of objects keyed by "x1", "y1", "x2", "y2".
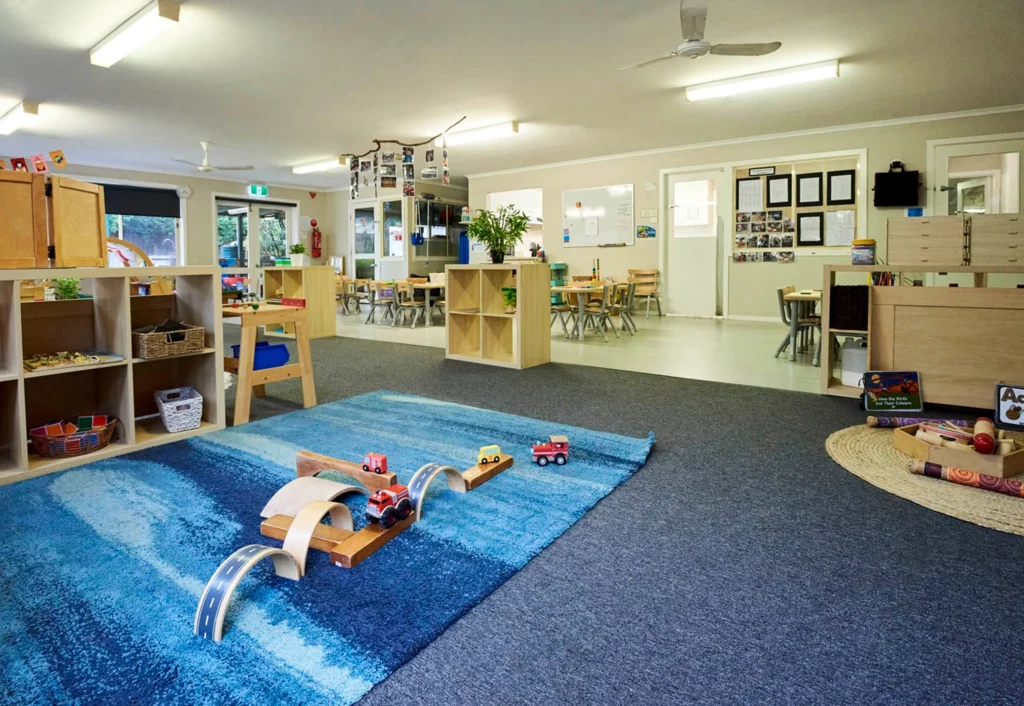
[{"x1": 477, "y1": 445, "x2": 502, "y2": 464}]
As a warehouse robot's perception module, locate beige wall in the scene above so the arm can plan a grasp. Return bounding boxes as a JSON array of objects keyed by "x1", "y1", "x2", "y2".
[
  {"x1": 19, "y1": 163, "x2": 338, "y2": 266},
  {"x1": 468, "y1": 111, "x2": 1024, "y2": 318}
]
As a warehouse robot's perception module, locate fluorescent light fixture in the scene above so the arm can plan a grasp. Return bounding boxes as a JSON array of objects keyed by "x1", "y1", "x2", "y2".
[
  {"x1": 292, "y1": 157, "x2": 346, "y2": 175},
  {"x1": 0, "y1": 101, "x2": 39, "y2": 135},
  {"x1": 435, "y1": 121, "x2": 519, "y2": 147},
  {"x1": 90, "y1": 0, "x2": 180, "y2": 68},
  {"x1": 685, "y1": 60, "x2": 839, "y2": 101}
]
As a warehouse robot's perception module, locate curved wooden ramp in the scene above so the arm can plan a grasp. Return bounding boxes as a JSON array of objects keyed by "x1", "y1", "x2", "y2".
[
  {"x1": 194, "y1": 545, "x2": 300, "y2": 643},
  {"x1": 260, "y1": 476, "x2": 365, "y2": 519},
  {"x1": 282, "y1": 500, "x2": 352, "y2": 576},
  {"x1": 408, "y1": 463, "x2": 466, "y2": 521}
]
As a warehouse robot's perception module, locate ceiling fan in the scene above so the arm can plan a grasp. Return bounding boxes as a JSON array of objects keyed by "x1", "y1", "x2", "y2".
[
  {"x1": 623, "y1": 0, "x2": 781, "y2": 70},
  {"x1": 172, "y1": 141, "x2": 254, "y2": 173}
]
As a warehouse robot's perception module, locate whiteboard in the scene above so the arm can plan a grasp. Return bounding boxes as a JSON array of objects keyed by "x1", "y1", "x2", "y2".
[{"x1": 562, "y1": 184, "x2": 634, "y2": 247}]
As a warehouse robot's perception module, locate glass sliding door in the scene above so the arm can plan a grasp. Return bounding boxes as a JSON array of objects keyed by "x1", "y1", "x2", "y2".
[
  {"x1": 216, "y1": 198, "x2": 297, "y2": 293},
  {"x1": 258, "y1": 207, "x2": 289, "y2": 266}
]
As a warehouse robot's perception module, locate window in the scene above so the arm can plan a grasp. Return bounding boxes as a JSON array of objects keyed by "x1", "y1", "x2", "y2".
[
  {"x1": 414, "y1": 199, "x2": 466, "y2": 259},
  {"x1": 101, "y1": 184, "x2": 182, "y2": 266},
  {"x1": 382, "y1": 200, "x2": 403, "y2": 258}
]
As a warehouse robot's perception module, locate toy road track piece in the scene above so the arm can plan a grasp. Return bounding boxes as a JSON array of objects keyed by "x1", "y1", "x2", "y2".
[
  {"x1": 194, "y1": 545, "x2": 300, "y2": 643},
  {"x1": 282, "y1": 500, "x2": 354, "y2": 576},
  {"x1": 296, "y1": 450, "x2": 398, "y2": 492},
  {"x1": 461, "y1": 454, "x2": 514, "y2": 490}
]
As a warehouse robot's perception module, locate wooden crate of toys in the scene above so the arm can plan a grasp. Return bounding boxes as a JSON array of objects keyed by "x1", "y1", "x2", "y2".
[{"x1": 893, "y1": 418, "x2": 1024, "y2": 479}]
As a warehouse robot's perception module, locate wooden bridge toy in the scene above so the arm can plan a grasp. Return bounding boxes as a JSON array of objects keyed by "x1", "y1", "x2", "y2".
[{"x1": 296, "y1": 450, "x2": 397, "y2": 492}]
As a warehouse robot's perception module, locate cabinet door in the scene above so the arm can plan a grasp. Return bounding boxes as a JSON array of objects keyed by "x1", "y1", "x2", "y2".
[
  {"x1": 49, "y1": 176, "x2": 107, "y2": 268},
  {"x1": 0, "y1": 172, "x2": 48, "y2": 269}
]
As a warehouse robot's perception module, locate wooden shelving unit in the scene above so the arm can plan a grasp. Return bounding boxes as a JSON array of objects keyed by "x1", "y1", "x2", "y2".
[
  {"x1": 820, "y1": 264, "x2": 1024, "y2": 407},
  {"x1": 0, "y1": 267, "x2": 225, "y2": 486},
  {"x1": 445, "y1": 263, "x2": 550, "y2": 370},
  {"x1": 261, "y1": 266, "x2": 336, "y2": 339}
]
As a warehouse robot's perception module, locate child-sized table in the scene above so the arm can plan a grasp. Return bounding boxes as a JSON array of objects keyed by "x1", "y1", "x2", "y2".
[{"x1": 222, "y1": 303, "x2": 316, "y2": 426}]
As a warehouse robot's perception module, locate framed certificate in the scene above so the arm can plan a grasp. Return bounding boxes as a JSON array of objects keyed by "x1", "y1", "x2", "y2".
[
  {"x1": 797, "y1": 173, "x2": 823, "y2": 207},
  {"x1": 766, "y1": 174, "x2": 792, "y2": 207}
]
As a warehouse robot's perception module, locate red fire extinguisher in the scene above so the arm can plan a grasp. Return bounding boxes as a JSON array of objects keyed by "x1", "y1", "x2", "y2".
[{"x1": 310, "y1": 218, "x2": 322, "y2": 258}]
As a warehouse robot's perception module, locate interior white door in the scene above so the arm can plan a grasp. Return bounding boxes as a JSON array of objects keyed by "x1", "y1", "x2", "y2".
[
  {"x1": 350, "y1": 201, "x2": 379, "y2": 279},
  {"x1": 933, "y1": 138, "x2": 1022, "y2": 215},
  {"x1": 666, "y1": 170, "x2": 724, "y2": 317}
]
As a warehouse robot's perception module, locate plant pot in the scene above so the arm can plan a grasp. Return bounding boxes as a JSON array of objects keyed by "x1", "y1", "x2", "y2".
[
  {"x1": 505, "y1": 305, "x2": 516, "y2": 314},
  {"x1": 290, "y1": 254, "x2": 310, "y2": 266},
  {"x1": 489, "y1": 250, "x2": 505, "y2": 264}
]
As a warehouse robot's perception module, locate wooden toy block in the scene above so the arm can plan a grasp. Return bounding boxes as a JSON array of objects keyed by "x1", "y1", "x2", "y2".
[
  {"x1": 260, "y1": 514, "x2": 354, "y2": 553},
  {"x1": 329, "y1": 514, "x2": 416, "y2": 569},
  {"x1": 260, "y1": 476, "x2": 365, "y2": 519},
  {"x1": 282, "y1": 500, "x2": 353, "y2": 576},
  {"x1": 462, "y1": 454, "x2": 514, "y2": 490},
  {"x1": 296, "y1": 450, "x2": 397, "y2": 492}
]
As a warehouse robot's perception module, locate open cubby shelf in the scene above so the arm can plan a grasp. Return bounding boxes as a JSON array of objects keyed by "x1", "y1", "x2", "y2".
[
  {"x1": 0, "y1": 267, "x2": 225, "y2": 487},
  {"x1": 444, "y1": 263, "x2": 551, "y2": 370},
  {"x1": 261, "y1": 266, "x2": 336, "y2": 339}
]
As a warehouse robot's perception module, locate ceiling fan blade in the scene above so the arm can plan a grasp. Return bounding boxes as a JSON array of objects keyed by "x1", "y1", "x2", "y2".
[
  {"x1": 620, "y1": 52, "x2": 680, "y2": 70},
  {"x1": 212, "y1": 166, "x2": 255, "y2": 171},
  {"x1": 679, "y1": 1, "x2": 707, "y2": 41},
  {"x1": 710, "y1": 42, "x2": 782, "y2": 57},
  {"x1": 171, "y1": 158, "x2": 202, "y2": 167}
]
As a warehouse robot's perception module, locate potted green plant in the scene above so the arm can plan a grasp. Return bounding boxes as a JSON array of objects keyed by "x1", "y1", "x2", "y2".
[
  {"x1": 53, "y1": 278, "x2": 82, "y2": 301},
  {"x1": 501, "y1": 287, "x2": 517, "y2": 314},
  {"x1": 466, "y1": 205, "x2": 529, "y2": 264},
  {"x1": 289, "y1": 243, "x2": 309, "y2": 266}
]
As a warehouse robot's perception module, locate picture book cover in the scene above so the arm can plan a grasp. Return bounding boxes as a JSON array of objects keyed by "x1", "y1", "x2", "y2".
[
  {"x1": 995, "y1": 383, "x2": 1024, "y2": 431},
  {"x1": 863, "y1": 371, "x2": 923, "y2": 412}
]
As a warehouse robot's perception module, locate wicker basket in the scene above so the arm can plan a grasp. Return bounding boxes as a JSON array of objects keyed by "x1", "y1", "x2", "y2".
[
  {"x1": 132, "y1": 323, "x2": 205, "y2": 360},
  {"x1": 155, "y1": 387, "x2": 204, "y2": 433},
  {"x1": 29, "y1": 419, "x2": 118, "y2": 459}
]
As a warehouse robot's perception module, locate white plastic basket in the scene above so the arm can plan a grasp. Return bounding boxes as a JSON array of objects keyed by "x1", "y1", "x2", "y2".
[{"x1": 154, "y1": 387, "x2": 204, "y2": 433}]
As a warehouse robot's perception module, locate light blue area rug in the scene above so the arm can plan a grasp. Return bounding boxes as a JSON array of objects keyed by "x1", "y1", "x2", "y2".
[{"x1": 0, "y1": 391, "x2": 653, "y2": 706}]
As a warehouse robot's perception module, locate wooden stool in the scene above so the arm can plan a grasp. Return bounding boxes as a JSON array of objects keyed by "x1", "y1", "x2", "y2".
[{"x1": 222, "y1": 303, "x2": 316, "y2": 426}]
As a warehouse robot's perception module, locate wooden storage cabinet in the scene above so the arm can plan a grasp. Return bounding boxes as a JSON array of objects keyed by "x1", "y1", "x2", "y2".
[
  {"x1": 48, "y1": 177, "x2": 108, "y2": 268},
  {"x1": 971, "y1": 214, "x2": 1022, "y2": 266},
  {"x1": 886, "y1": 216, "x2": 964, "y2": 267},
  {"x1": 0, "y1": 172, "x2": 48, "y2": 269},
  {"x1": 0, "y1": 267, "x2": 224, "y2": 486},
  {"x1": 262, "y1": 266, "x2": 336, "y2": 339},
  {"x1": 445, "y1": 263, "x2": 550, "y2": 370}
]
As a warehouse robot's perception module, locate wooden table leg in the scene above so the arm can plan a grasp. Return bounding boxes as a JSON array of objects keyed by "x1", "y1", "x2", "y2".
[
  {"x1": 234, "y1": 324, "x2": 258, "y2": 426},
  {"x1": 294, "y1": 319, "x2": 317, "y2": 409}
]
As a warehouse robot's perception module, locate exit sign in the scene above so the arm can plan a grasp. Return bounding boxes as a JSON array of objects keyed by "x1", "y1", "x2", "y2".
[{"x1": 247, "y1": 184, "x2": 269, "y2": 198}]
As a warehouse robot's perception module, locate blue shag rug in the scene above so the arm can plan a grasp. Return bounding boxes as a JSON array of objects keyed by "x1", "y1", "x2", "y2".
[{"x1": 0, "y1": 391, "x2": 653, "y2": 706}]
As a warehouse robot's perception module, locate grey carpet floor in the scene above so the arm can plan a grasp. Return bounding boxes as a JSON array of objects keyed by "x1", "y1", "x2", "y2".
[{"x1": 225, "y1": 329, "x2": 1024, "y2": 705}]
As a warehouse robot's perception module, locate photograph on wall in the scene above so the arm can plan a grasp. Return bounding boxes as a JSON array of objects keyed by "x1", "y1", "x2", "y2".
[
  {"x1": 777, "y1": 251, "x2": 795, "y2": 263},
  {"x1": 443, "y1": 166, "x2": 450, "y2": 186},
  {"x1": 781, "y1": 234, "x2": 794, "y2": 248},
  {"x1": 421, "y1": 166, "x2": 438, "y2": 180},
  {"x1": 767, "y1": 221, "x2": 783, "y2": 233},
  {"x1": 402, "y1": 147, "x2": 415, "y2": 163},
  {"x1": 380, "y1": 164, "x2": 396, "y2": 177},
  {"x1": 736, "y1": 212, "x2": 751, "y2": 224},
  {"x1": 360, "y1": 160, "x2": 371, "y2": 172},
  {"x1": 381, "y1": 151, "x2": 396, "y2": 165},
  {"x1": 769, "y1": 235, "x2": 782, "y2": 248},
  {"x1": 783, "y1": 218, "x2": 795, "y2": 233},
  {"x1": 733, "y1": 251, "x2": 761, "y2": 263},
  {"x1": 637, "y1": 224, "x2": 657, "y2": 239},
  {"x1": 736, "y1": 223, "x2": 750, "y2": 235},
  {"x1": 381, "y1": 176, "x2": 397, "y2": 189},
  {"x1": 768, "y1": 210, "x2": 783, "y2": 221},
  {"x1": 763, "y1": 252, "x2": 779, "y2": 263},
  {"x1": 402, "y1": 163, "x2": 415, "y2": 180},
  {"x1": 758, "y1": 234, "x2": 769, "y2": 248},
  {"x1": 766, "y1": 174, "x2": 792, "y2": 207},
  {"x1": 752, "y1": 222, "x2": 766, "y2": 233},
  {"x1": 403, "y1": 180, "x2": 416, "y2": 197},
  {"x1": 425, "y1": 148, "x2": 435, "y2": 163},
  {"x1": 750, "y1": 211, "x2": 766, "y2": 223},
  {"x1": 734, "y1": 235, "x2": 748, "y2": 249}
]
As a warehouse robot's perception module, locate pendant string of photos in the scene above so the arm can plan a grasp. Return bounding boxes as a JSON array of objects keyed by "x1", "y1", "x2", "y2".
[{"x1": 346, "y1": 117, "x2": 462, "y2": 200}]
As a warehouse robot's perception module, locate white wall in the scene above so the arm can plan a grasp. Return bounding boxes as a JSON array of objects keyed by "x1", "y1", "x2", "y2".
[{"x1": 468, "y1": 110, "x2": 1024, "y2": 318}]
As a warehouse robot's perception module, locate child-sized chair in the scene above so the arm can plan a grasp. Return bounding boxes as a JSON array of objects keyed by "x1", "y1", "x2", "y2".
[
  {"x1": 366, "y1": 280, "x2": 397, "y2": 325},
  {"x1": 582, "y1": 284, "x2": 619, "y2": 342},
  {"x1": 395, "y1": 281, "x2": 427, "y2": 328}
]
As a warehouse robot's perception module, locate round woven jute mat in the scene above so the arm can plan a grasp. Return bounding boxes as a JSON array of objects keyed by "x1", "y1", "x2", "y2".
[{"x1": 825, "y1": 425, "x2": 1024, "y2": 536}]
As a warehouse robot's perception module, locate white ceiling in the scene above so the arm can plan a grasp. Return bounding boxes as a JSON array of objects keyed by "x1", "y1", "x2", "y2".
[{"x1": 1, "y1": 0, "x2": 1022, "y2": 190}]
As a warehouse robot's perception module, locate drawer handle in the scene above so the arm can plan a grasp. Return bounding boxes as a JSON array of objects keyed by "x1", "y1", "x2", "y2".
[
  {"x1": 1010, "y1": 231, "x2": 1019, "y2": 235},
  {"x1": 1010, "y1": 244, "x2": 1019, "y2": 249},
  {"x1": 1010, "y1": 259, "x2": 1019, "y2": 263}
]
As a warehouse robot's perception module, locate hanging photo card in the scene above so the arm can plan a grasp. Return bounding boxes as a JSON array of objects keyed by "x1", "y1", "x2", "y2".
[
  {"x1": 360, "y1": 160, "x2": 371, "y2": 173},
  {"x1": 350, "y1": 172, "x2": 359, "y2": 199},
  {"x1": 350, "y1": 156, "x2": 359, "y2": 172},
  {"x1": 381, "y1": 176, "x2": 397, "y2": 189},
  {"x1": 0, "y1": 159, "x2": 7, "y2": 170},
  {"x1": 797, "y1": 212, "x2": 824, "y2": 246},
  {"x1": 442, "y1": 148, "x2": 448, "y2": 168},
  {"x1": 11, "y1": 157, "x2": 28, "y2": 172},
  {"x1": 380, "y1": 164, "x2": 396, "y2": 177},
  {"x1": 766, "y1": 174, "x2": 792, "y2": 207},
  {"x1": 381, "y1": 151, "x2": 396, "y2": 165},
  {"x1": 825, "y1": 210, "x2": 856, "y2": 247},
  {"x1": 425, "y1": 148, "x2": 435, "y2": 163},
  {"x1": 421, "y1": 166, "x2": 438, "y2": 180},
  {"x1": 402, "y1": 147, "x2": 415, "y2": 163},
  {"x1": 403, "y1": 180, "x2": 415, "y2": 197},
  {"x1": 797, "y1": 173, "x2": 823, "y2": 207},
  {"x1": 402, "y1": 163, "x2": 414, "y2": 180},
  {"x1": 736, "y1": 177, "x2": 763, "y2": 212},
  {"x1": 30, "y1": 155, "x2": 47, "y2": 173},
  {"x1": 443, "y1": 166, "x2": 450, "y2": 186},
  {"x1": 49, "y1": 149, "x2": 67, "y2": 168}
]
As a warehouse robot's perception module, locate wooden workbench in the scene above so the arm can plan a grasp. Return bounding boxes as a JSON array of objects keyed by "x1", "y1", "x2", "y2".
[
  {"x1": 820, "y1": 265, "x2": 1024, "y2": 408},
  {"x1": 222, "y1": 303, "x2": 316, "y2": 426}
]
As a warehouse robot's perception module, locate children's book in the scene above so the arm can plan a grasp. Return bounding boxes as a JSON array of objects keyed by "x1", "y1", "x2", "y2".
[{"x1": 863, "y1": 371, "x2": 923, "y2": 412}]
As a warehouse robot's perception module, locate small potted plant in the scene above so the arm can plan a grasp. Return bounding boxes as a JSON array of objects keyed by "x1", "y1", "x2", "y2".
[
  {"x1": 53, "y1": 278, "x2": 82, "y2": 301},
  {"x1": 501, "y1": 287, "x2": 517, "y2": 314},
  {"x1": 466, "y1": 205, "x2": 529, "y2": 264},
  {"x1": 289, "y1": 243, "x2": 310, "y2": 266}
]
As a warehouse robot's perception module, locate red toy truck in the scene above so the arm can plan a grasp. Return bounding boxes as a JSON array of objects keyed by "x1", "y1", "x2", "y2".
[
  {"x1": 362, "y1": 453, "x2": 388, "y2": 474},
  {"x1": 532, "y1": 435, "x2": 569, "y2": 466},
  {"x1": 365, "y1": 484, "x2": 412, "y2": 529}
]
